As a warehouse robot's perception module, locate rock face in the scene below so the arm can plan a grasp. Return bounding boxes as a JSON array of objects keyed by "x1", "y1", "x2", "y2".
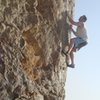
[{"x1": 0, "y1": 0, "x2": 74, "y2": 100}]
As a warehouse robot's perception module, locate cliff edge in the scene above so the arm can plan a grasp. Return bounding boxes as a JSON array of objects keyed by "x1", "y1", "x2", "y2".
[{"x1": 0, "y1": 0, "x2": 74, "y2": 100}]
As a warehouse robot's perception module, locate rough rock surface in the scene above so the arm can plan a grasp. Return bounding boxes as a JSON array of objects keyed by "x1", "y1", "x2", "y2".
[{"x1": 0, "y1": 0, "x2": 74, "y2": 100}]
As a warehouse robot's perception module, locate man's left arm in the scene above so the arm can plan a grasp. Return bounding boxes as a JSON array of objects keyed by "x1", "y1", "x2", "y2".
[
  {"x1": 70, "y1": 27, "x2": 77, "y2": 36},
  {"x1": 67, "y1": 15, "x2": 79, "y2": 26}
]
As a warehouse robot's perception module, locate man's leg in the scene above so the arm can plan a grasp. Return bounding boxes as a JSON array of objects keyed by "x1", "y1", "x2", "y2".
[
  {"x1": 67, "y1": 38, "x2": 75, "y2": 54},
  {"x1": 67, "y1": 38, "x2": 75, "y2": 68},
  {"x1": 70, "y1": 50, "x2": 74, "y2": 65},
  {"x1": 67, "y1": 50, "x2": 75, "y2": 68}
]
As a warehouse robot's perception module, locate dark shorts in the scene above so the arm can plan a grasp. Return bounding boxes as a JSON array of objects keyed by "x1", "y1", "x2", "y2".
[{"x1": 73, "y1": 37, "x2": 88, "y2": 51}]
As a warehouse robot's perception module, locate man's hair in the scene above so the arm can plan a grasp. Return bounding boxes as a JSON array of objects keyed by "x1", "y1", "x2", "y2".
[{"x1": 83, "y1": 15, "x2": 87, "y2": 22}]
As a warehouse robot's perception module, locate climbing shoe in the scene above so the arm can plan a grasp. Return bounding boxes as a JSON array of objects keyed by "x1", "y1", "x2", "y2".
[{"x1": 67, "y1": 64, "x2": 75, "y2": 68}]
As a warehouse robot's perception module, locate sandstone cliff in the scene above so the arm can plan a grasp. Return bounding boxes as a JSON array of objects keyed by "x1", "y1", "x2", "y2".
[{"x1": 0, "y1": 0, "x2": 74, "y2": 100}]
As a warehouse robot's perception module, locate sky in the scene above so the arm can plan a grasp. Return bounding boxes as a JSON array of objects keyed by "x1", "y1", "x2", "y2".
[{"x1": 65, "y1": 0, "x2": 100, "y2": 100}]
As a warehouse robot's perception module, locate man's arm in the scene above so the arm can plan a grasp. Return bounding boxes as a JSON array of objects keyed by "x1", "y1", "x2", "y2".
[
  {"x1": 70, "y1": 27, "x2": 77, "y2": 36},
  {"x1": 67, "y1": 14, "x2": 79, "y2": 26}
]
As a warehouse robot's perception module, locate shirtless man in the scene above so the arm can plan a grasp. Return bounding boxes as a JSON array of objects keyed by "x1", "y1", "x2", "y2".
[{"x1": 65, "y1": 14, "x2": 88, "y2": 68}]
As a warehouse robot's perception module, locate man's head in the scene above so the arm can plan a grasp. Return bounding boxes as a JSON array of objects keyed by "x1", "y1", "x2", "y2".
[{"x1": 79, "y1": 15, "x2": 87, "y2": 22}]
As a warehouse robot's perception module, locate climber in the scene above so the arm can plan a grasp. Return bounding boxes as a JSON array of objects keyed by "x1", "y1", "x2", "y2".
[{"x1": 62, "y1": 13, "x2": 88, "y2": 68}]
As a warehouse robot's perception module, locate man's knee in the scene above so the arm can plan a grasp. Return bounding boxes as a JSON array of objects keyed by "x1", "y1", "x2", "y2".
[{"x1": 78, "y1": 42, "x2": 88, "y2": 50}]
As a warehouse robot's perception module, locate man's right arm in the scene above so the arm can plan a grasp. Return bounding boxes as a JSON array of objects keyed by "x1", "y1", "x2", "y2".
[{"x1": 67, "y1": 15, "x2": 79, "y2": 26}]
